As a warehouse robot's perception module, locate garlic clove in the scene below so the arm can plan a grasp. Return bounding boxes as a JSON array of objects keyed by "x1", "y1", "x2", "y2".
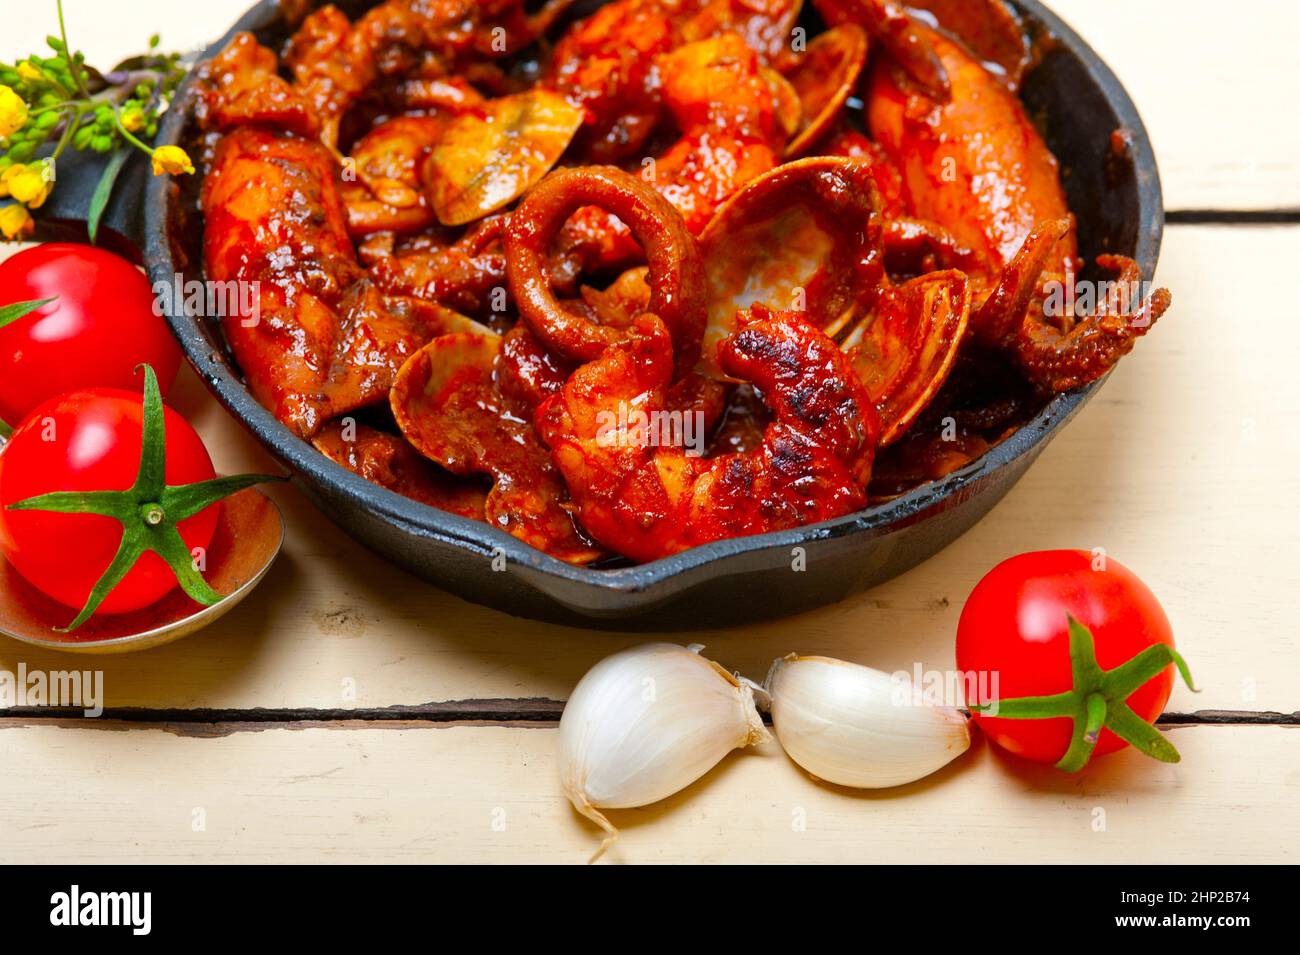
[
  {"x1": 765, "y1": 654, "x2": 970, "y2": 789},
  {"x1": 558, "y1": 643, "x2": 769, "y2": 861}
]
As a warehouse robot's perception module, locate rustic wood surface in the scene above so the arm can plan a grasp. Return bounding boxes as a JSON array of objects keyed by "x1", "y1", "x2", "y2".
[
  {"x1": 0, "y1": 722, "x2": 1293, "y2": 864},
  {"x1": 0, "y1": 0, "x2": 1295, "y2": 863}
]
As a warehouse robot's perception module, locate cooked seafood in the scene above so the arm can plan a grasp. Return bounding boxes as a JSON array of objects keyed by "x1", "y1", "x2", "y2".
[
  {"x1": 536, "y1": 307, "x2": 878, "y2": 562},
  {"x1": 195, "y1": 0, "x2": 1170, "y2": 564}
]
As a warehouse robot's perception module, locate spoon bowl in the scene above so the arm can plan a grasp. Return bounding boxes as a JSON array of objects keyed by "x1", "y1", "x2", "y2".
[{"x1": 0, "y1": 486, "x2": 283, "y2": 654}]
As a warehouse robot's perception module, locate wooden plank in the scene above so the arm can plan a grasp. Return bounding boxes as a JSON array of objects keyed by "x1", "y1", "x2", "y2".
[
  {"x1": 1047, "y1": 0, "x2": 1300, "y2": 211},
  {"x1": 0, "y1": 721, "x2": 1292, "y2": 863},
  {"x1": 0, "y1": 1, "x2": 1294, "y2": 211},
  {"x1": 4, "y1": 226, "x2": 1295, "y2": 713}
]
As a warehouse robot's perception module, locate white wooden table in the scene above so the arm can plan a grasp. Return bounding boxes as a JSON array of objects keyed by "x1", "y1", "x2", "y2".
[{"x1": 0, "y1": 0, "x2": 1296, "y2": 864}]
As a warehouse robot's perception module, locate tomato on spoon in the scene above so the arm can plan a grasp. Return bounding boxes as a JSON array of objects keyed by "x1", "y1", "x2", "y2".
[
  {"x1": 0, "y1": 365, "x2": 279, "y2": 630},
  {"x1": 956, "y1": 550, "x2": 1196, "y2": 771}
]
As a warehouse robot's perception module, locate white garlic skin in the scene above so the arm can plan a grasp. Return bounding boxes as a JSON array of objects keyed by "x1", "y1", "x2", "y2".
[
  {"x1": 766, "y1": 655, "x2": 970, "y2": 789},
  {"x1": 558, "y1": 643, "x2": 769, "y2": 852}
]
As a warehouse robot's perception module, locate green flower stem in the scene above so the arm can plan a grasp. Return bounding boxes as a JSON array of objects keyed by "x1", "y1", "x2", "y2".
[
  {"x1": 111, "y1": 105, "x2": 153, "y2": 156},
  {"x1": 970, "y1": 615, "x2": 1197, "y2": 773},
  {"x1": 5, "y1": 363, "x2": 284, "y2": 631},
  {"x1": 43, "y1": 74, "x2": 163, "y2": 155},
  {"x1": 49, "y1": 105, "x2": 81, "y2": 160},
  {"x1": 56, "y1": 0, "x2": 88, "y2": 97},
  {"x1": 26, "y1": 102, "x2": 74, "y2": 118}
]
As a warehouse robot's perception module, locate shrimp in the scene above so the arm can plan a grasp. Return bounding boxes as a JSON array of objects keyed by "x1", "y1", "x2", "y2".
[
  {"x1": 867, "y1": 26, "x2": 1075, "y2": 278},
  {"x1": 544, "y1": 0, "x2": 801, "y2": 164},
  {"x1": 650, "y1": 33, "x2": 784, "y2": 232},
  {"x1": 678, "y1": 0, "x2": 806, "y2": 64},
  {"x1": 536, "y1": 307, "x2": 878, "y2": 563}
]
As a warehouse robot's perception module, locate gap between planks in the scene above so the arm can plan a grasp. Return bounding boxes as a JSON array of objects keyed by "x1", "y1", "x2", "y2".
[
  {"x1": 0, "y1": 702, "x2": 1295, "y2": 738},
  {"x1": 1166, "y1": 210, "x2": 1300, "y2": 224}
]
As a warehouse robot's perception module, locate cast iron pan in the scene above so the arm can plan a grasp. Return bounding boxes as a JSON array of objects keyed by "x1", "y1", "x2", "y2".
[{"x1": 42, "y1": 0, "x2": 1164, "y2": 628}]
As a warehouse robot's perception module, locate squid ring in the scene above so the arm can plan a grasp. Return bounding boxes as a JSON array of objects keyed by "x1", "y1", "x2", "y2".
[{"x1": 504, "y1": 165, "x2": 707, "y2": 373}]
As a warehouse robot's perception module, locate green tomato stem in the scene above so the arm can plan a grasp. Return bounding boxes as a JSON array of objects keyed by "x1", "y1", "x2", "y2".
[
  {"x1": 140, "y1": 503, "x2": 166, "y2": 526},
  {"x1": 972, "y1": 615, "x2": 1198, "y2": 773}
]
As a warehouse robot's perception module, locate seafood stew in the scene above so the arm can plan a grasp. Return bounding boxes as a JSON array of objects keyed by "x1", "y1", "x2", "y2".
[{"x1": 179, "y1": 0, "x2": 1168, "y2": 575}]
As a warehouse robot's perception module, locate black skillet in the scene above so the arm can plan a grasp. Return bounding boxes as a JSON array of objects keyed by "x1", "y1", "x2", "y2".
[{"x1": 40, "y1": 0, "x2": 1164, "y2": 628}]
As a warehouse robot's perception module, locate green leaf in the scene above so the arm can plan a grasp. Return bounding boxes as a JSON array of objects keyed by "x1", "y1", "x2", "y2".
[
  {"x1": 1054, "y1": 693, "x2": 1107, "y2": 773},
  {"x1": 1105, "y1": 701, "x2": 1181, "y2": 763},
  {"x1": 56, "y1": 533, "x2": 146, "y2": 632},
  {"x1": 151, "y1": 523, "x2": 223, "y2": 607},
  {"x1": 132, "y1": 364, "x2": 167, "y2": 500},
  {"x1": 969, "y1": 691, "x2": 1076, "y2": 720},
  {"x1": 160, "y1": 473, "x2": 285, "y2": 523},
  {"x1": 87, "y1": 148, "x2": 129, "y2": 244},
  {"x1": 1101, "y1": 644, "x2": 1177, "y2": 699},
  {"x1": 1066, "y1": 615, "x2": 1106, "y2": 691},
  {"x1": 6, "y1": 489, "x2": 132, "y2": 517},
  {"x1": 0, "y1": 297, "x2": 57, "y2": 331},
  {"x1": 1169, "y1": 647, "x2": 1199, "y2": 693}
]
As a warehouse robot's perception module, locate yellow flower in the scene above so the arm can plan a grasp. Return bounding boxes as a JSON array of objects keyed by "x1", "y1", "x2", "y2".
[
  {"x1": 150, "y1": 145, "x2": 194, "y2": 176},
  {"x1": 0, "y1": 85, "x2": 28, "y2": 140},
  {"x1": 17, "y1": 62, "x2": 44, "y2": 82},
  {"x1": 0, "y1": 202, "x2": 35, "y2": 241},
  {"x1": 120, "y1": 106, "x2": 145, "y2": 133},
  {"x1": 2, "y1": 160, "x2": 54, "y2": 209},
  {"x1": 0, "y1": 163, "x2": 24, "y2": 200}
]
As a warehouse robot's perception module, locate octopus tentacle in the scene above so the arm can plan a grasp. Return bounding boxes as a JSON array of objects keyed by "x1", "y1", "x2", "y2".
[{"x1": 1015, "y1": 256, "x2": 1171, "y2": 393}]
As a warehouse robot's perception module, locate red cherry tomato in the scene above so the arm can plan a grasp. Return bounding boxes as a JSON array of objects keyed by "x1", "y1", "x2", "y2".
[
  {"x1": 0, "y1": 243, "x2": 181, "y2": 425},
  {"x1": 956, "y1": 550, "x2": 1177, "y2": 765},
  {"x1": 0, "y1": 388, "x2": 218, "y2": 614}
]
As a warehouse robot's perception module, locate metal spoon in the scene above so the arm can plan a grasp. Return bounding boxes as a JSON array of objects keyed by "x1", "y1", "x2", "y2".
[{"x1": 0, "y1": 486, "x2": 284, "y2": 654}]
